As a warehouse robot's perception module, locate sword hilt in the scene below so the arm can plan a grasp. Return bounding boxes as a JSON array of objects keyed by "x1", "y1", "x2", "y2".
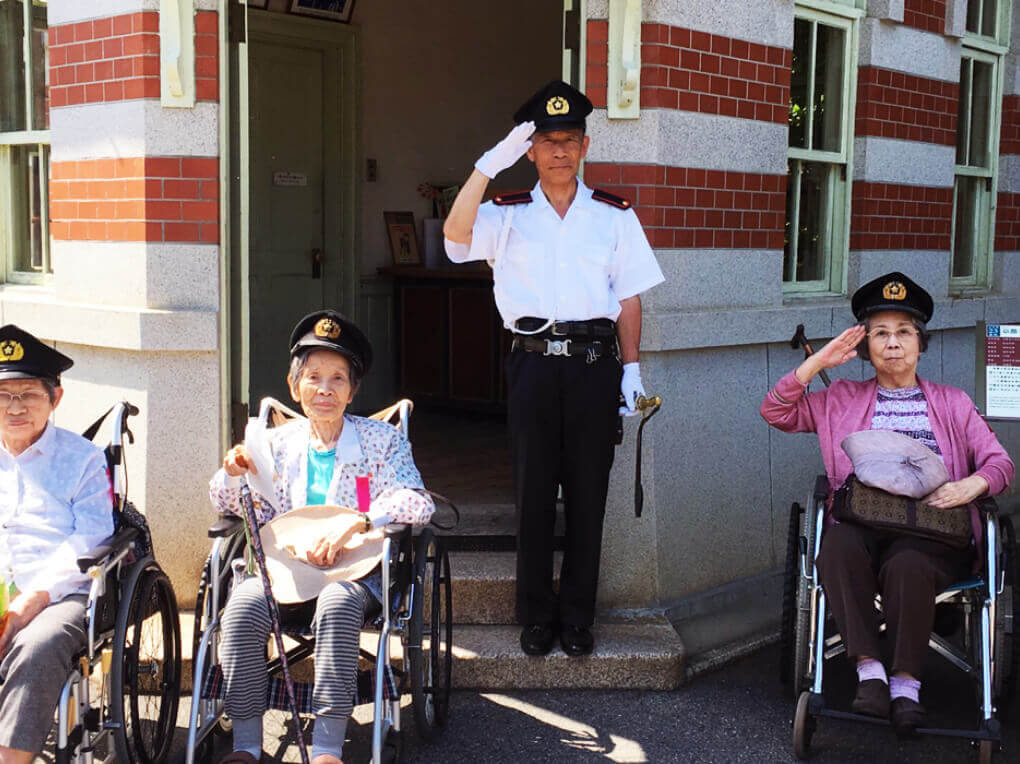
[{"x1": 635, "y1": 394, "x2": 662, "y2": 415}]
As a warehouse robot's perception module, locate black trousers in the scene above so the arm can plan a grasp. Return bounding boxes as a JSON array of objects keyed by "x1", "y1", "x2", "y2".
[
  {"x1": 816, "y1": 522, "x2": 972, "y2": 678},
  {"x1": 506, "y1": 348, "x2": 622, "y2": 627}
]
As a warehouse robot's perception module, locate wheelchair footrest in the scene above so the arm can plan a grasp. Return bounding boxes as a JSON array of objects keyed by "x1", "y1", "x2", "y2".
[{"x1": 200, "y1": 663, "x2": 399, "y2": 712}]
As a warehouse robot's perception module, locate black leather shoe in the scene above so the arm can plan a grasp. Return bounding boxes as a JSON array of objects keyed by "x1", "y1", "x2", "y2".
[
  {"x1": 520, "y1": 623, "x2": 557, "y2": 656},
  {"x1": 851, "y1": 679, "x2": 890, "y2": 718},
  {"x1": 891, "y1": 696, "x2": 926, "y2": 737},
  {"x1": 560, "y1": 624, "x2": 594, "y2": 656}
]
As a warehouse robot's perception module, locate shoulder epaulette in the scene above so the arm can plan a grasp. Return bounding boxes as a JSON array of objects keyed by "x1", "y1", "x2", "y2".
[
  {"x1": 492, "y1": 190, "x2": 533, "y2": 206},
  {"x1": 592, "y1": 188, "x2": 632, "y2": 210}
]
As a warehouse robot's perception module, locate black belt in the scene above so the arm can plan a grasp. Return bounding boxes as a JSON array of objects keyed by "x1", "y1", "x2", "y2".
[
  {"x1": 514, "y1": 317, "x2": 617, "y2": 338},
  {"x1": 511, "y1": 335, "x2": 615, "y2": 362}
]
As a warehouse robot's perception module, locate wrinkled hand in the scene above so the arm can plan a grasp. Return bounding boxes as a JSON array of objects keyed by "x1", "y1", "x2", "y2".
[
  {"x1": 304, "y1": 514, "x2": 365, "y2": 568},
  {"x1": 923, "y1": 475, "x2": 988, "y2": 509},
  {"x1": 475, "y1": 122, "x2": 536, "y2": 179},
  {"x1": 223, "y1": 443, "x2": 258, "y2": 478},
  {"x1": 0, "y1": 591, "x2": 50, "y2": 658},
  {"x1": 813, "y1": 325, "x2": 867, "y2": 370},
  {"x1": 619, "y1": 362, "x2": 645, "y2": 417}
]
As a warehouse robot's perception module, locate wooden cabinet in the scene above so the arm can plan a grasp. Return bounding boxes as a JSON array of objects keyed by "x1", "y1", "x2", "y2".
[{"x1": 380, "y1": 267, "x2": 508, "y2": 411}]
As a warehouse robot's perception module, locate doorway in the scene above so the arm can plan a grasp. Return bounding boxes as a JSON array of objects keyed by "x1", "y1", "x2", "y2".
[{"x1": 230, "y1": 11, "x2": 358, "y2": 424}]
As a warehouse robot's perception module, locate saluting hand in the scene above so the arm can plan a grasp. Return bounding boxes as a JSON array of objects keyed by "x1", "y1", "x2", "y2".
[
  {"x1": 795, "y1": 325, "x2": 866, "y2": 385},
  {"x1": 475, "y1": 121, "x2": 536, "y2": 179}
]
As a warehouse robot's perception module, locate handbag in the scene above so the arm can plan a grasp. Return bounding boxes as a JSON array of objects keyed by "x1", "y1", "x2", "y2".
[{"x1": 831, "y1": 474, "x2": 973, "y2": 549}]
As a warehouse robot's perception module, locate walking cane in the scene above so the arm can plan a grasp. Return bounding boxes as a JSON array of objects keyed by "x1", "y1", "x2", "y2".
[
  {"x1": 791, "y1": 324, "x2": 832, "y2": 388},
  {"x1": 238, "y1": 482, "x2": 311, "y2": 764},
  {"x1": 633, "y1": 393, "x2": 662, "y2": 518}
]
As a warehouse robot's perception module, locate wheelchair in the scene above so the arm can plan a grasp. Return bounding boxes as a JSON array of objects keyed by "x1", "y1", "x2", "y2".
[
  {"x1": 780, "y1": 475, "x2": 1018, "y2": 762},
  {"x1": 53, "y1": 401, "x2": 183, "y2": 763},
  {"x1": 185, "y1": 398, "x2": 453, "y2": 764}
]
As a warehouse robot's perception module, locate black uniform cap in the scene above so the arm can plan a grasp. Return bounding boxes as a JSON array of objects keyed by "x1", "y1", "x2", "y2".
[
  {"x1": 0, "y1": 324, "x2": 73, "y2": 384},
  {"x1": 513, "y1": 80, "x2": 593, "y2": 133},
  {"x1": 851, "y1": 272, "x2": 934, "y2": 323},
  {"x1": 289, "y1": 310, "x2": 373, "y2": 376}
]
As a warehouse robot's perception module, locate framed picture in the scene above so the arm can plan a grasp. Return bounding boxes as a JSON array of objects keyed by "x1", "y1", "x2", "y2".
[
  {"x1": 384, "y1": 211, "x2": 421, "y2": 266},
  {"x1": 289, "y1": 0, "x2": 356, "y2": 22}
]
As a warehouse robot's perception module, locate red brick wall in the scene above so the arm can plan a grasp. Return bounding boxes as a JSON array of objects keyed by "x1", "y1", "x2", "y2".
[
  {"x1": 586, "y1": 20, "x2": 790, "y2": 124},
  {"x1": 903, "y1": 0, "x2": 946, "y2": 35},
  {"x1": 855, "y1": 67, "x2": 957, "y2": 145},
  {"x1": 850, "y1": 183, "x2": 953, "y2": 251},
  {"x1": 585, "y1": 162, "x2": 786, "y2": 249},
  {"x1": 1001, "y1": 95, "x2": 1020, "y2": 156},
  {"x1": 48, "y1": 11, "x2": 218, "y2": 107},
  {"x1": 996, "y1": 193, "x2": 1020, "y2": 252},
  {"x1": 50, "y1": 157, "x2": 219, "y2": 243}
]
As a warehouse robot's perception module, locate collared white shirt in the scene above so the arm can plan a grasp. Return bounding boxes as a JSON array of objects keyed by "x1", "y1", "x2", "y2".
[
  {"x1": 0, "y1": 423, "x2": 114, "y2": 603},
  {"x1": 445, "y1": 178, "x2": 664, "y2": 327}
]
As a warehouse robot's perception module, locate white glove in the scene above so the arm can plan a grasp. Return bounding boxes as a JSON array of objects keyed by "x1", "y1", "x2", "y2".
[
  {"x1": 475, "y1": 122, "x2": 536, "y2": 179},
  {"x1": 619, "y1": 362, "x2": 645, "y2": 417}
]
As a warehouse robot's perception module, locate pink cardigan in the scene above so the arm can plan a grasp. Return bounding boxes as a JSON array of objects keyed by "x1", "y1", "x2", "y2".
[{"x1": 761, "y1": 371, "x2": 1014, "y2": 544}]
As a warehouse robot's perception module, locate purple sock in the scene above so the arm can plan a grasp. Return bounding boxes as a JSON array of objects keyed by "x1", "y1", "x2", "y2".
[
  {"x1": 890, "y1": 676, "x2": 921, "y2": 702},
  {"x1": 856, "y1": 658, "x2": 888, "y2": 684}
]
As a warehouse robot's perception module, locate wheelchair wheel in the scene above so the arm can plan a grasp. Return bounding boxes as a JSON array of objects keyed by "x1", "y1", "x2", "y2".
[
  {"x1": 792, "y1": 691, "x2": 815, "y2": 760},
  {"x1": 792, "y1": 493, "x2": 819, "y2": 695},
  {"x1": 192, "y1": 533, "x2": 245, "y2": 666},
  {"x1": 780, "y1": 502, "x2": 802, "y2": 694},
  {"x1": 408, "y1": 529, "x2": 453, "y2": 741},
  {"x1": 994, "y1": 515, "x2": 1018, "y2": 713},
  {"x1": 111, "y1": 561, "x2": 182, "y2": 764}
]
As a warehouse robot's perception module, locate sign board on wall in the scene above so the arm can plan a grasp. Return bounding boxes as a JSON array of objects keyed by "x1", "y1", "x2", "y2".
[{"x1": 976, "y1": 322, "x2": 1020, "y2": 420}]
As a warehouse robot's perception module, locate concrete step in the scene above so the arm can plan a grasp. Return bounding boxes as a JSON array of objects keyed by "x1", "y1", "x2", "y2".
[
  {"x1": 447, "y1": 551, "x2": 559, "y2": 625},
  {"x1": 179, "y1": 617, "x2": 686, "y2": 693},
  {"x1": 450, "y1": 623, "x2": 685, "y2": 690}
]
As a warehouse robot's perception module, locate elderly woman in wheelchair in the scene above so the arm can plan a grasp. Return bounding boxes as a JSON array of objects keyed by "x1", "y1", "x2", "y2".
[
  {"x1": 761, "y1": 273, "x2": 1014, "y2": 739},
  {"x1": 208, "y1": 311, "x2": 435, "y2": 764},
  {"x1": 0, "y1": 325, "x2": 115, "y2": 763}
]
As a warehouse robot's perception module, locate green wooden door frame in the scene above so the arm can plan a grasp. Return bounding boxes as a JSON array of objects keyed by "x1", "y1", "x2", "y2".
[{"x1": 219, "y1": 5, "x2": 360, "y2": 444}]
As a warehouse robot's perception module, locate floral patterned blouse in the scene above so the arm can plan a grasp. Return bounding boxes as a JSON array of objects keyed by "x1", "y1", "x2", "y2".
[{"x1": 209, "y1": 415, "x2": 434, "y2": 528}]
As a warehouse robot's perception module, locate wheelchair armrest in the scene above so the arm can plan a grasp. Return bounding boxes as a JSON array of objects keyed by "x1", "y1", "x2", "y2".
[
  {"x1": 208, "y1": 515, "x2": 244, "y2": 538},
  {"x1": 813, "y1": 475, "x2": 830, "y2": 503},
  {"x1": 77, "y1": 526, "x2": 140, "y2": 573}
]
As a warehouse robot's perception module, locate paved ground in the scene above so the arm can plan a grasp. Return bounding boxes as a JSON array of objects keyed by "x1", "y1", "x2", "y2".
[{"x1": 162, "y1": 642, "x2": 1018, "y2": 763}]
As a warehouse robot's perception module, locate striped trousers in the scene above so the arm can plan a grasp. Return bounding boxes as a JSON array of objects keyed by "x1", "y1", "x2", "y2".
[{"x1": 220, "y1": 577, "x2": 372, "y2": 722}]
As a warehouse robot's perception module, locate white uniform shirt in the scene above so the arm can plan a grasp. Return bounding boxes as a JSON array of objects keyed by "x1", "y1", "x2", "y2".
[
  {"x1": 0, "y1": 423, "x2": 114, "y2": 603},
  {"x1": 445, "y1": 179, "x2": 664, "y2": 326}
]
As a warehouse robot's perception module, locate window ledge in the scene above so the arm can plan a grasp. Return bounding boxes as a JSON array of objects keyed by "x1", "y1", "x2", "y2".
[{"x1": 0, "y1": 286, "x2": 217, "y2": 352}]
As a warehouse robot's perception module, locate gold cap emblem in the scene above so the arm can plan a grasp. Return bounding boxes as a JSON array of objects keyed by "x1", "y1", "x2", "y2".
[
  {"x1": 314, "y1": 318, "x2": 341, "y2": 340},
  {"x1": 546, "y1": 96, "x2": 569, "y2": 116},
  {"x1": 882, "y1": 281, "x2": 907, "y2": 301},
  {"x1": 0, "y1": 340, "x2": 24, "y2": 362}
]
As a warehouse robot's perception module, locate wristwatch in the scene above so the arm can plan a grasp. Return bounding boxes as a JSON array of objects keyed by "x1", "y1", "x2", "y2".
[{"x1": 362, "y1": 514, "x2": 373, "y2": 533}]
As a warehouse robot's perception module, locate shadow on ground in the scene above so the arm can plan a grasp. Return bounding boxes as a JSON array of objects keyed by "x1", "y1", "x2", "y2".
[{"x1": 150, "y1": 642, "x2": 1017, "y2": 763}]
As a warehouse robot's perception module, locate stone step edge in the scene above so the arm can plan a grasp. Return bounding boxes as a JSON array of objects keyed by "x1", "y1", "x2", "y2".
[{"x1": 177, "y1": 618, "x2": 687, "y2": 692}]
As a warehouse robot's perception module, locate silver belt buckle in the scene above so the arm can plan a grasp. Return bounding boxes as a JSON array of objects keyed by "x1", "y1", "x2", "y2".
[{"x1": 544, "y1": 339, "x2": 571, "y2": 357}]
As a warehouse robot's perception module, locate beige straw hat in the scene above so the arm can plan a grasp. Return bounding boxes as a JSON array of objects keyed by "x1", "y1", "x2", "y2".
[{"x1": 259, "y1": 505, "x2": 385, "y2": 604}]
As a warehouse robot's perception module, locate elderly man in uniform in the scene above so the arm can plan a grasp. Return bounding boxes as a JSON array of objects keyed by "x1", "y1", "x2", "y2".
[
  {"x1": 444, "y1": 80, "x2": 664, "y2": 656},
  {"x1": 0, "y1": 325, "x2": 114, "y2": 762}
]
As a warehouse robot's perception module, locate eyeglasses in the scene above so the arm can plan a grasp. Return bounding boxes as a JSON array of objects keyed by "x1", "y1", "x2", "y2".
[
  {"x1": 867, "y1": 328, "x2": 920, "y2": 346},
  {"x1": 0, "y1": 390, "x2": 50, "y2": 409}
]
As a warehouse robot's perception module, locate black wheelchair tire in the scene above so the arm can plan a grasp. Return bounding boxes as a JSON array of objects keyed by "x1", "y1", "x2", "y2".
[
  {"x1": 192, "y1": 533, "x2": 246, "y2": 670},
  {"x1": 793, "y1": 493, "x2": 819, "y2": 695},
  {"x1": 792, "y1": 691, "x2": 815, "y2": 760},
  {"x1": 994, "y1": 514, "x2": 1018, "y2": 715},
  {"x1": 111, "y1": 561, "x2": 182, "y2": 764},
  {"x1": 408, "y1": 530, "x2": 453, "y2": 741},
  {"x1": 780, "y1": 502, "x2": 803, "y2": 694}
]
